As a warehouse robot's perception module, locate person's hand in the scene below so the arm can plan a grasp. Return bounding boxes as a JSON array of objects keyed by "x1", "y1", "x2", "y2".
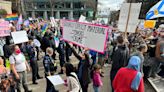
[
  {"x1": 68, "y1": 42, "x2": 73, "y2": 48},
  {"x1": 27, "y1": 66, "x2": 31, "y2": 72},
  {"x1": 84, "y1": 47, "x2": 89, "y2": 51},
  {"x1": 48, "y1": 72, "x2": 51, "y2": 76},
  {"x1": 15, "y1": 74, "x2": 19, "y2": 80}
]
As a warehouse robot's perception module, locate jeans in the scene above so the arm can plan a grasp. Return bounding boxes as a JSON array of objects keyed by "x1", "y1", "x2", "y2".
[
  {"x1": 14, "y1": 71, "x2": 29, "y2": 92},
  {"x1": 79, "y1": 80, "x2": 89, "y2": 92},
  {"x1": 93, "y1": 85, "x2": 100, "y2": 92}
]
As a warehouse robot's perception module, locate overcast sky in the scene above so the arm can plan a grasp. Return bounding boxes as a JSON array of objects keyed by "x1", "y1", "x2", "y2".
[{"x1": 98, "y1": 0, "x2": 125, "y2": 10}]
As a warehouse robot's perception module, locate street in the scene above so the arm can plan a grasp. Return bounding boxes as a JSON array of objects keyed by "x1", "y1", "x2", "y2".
[{"x1": 24, "y1": 55, "x2": 155, "y2": 92}]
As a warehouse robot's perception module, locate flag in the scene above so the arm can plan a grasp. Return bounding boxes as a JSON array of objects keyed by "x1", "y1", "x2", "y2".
[
  {"x1": 16, "y1": 14, "x2": 23, "y2": 30},
  {"x1": 18, "y1": 14, "x2": 23, "y2": 24},
  {"x1": 146, "y1": 0, "x2": 164, "y2": 20},
  {"x1": 42, "y1": 24, "x2": 48, "y2": 35},
  {"x1": 5, "y1": 13, "x2": 18, "y2": 21},
  {"x1": 24, "y1": 20, "x2": 30, "y2": 27}
]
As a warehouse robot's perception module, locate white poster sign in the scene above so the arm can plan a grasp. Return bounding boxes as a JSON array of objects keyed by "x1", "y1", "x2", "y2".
[
  {"x1": 63, "y1": 20, "x2": 109, "y2": 53},
  {"x1": 11, "y1": 31, "x2": 29, "y2": 44},
  {"x1": 118, "y1": 3, "x2": 142, "y2": 33},
  {"x1": 47, "y1": 75, "x2": 64, "y2": 86},
  {"x1": 79, "y1": 15, "x2": 86, "y2": 22}
]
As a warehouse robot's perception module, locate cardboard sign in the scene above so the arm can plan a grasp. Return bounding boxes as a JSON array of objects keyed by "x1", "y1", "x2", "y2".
[
  {"x1": 144, "y1": 20, "x2": 156, "y2": 28},
  {"x1": 79, "y1": 15, "x2": 86, "y2": 22},
  {"x1": 62, "y1": 20, "x2": 109, "y2": 53},
  {"x1": 0, "y1": 21, "x2": 10, "y2": 37},
  {"x1": 118, "y1": 3, "x2": 142, "y2": 33},
  {"x1": 47, "y1": 75, "x2": 64, "y2": 86},
  {"x1": 11, "y1": 31, "x2": 29, "y2": 44}
]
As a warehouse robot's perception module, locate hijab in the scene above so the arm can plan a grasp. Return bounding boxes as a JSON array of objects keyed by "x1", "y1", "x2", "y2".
[{"x1": 127, "y1": 56, "x2": 142, "y2": 91}]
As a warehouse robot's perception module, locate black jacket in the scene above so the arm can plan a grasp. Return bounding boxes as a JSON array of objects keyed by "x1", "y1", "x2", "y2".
[
  {"x1": 3, "y1": 44, "x2": 12, "y2": 58},
  {"x1": 111, "y1": 44, "x2": 129, "y2": 71},
  {"x1": 71, "y1": 47, "x2": 91, "y2": 86}
]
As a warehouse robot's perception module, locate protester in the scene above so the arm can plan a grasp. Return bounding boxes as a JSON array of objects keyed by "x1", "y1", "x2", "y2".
[
  {"x1": 132, "y1": 44, "x2": 148, "y2": 73},
  {"x1": 151, "y1": 28, "x2": 164, "y2": 78},
  {"x1": 113, "y1": 56, "x2": 144, "y2": 92},
  {"x1": 9, "y1": 45, "x2": 32, "y2": 92},
  {"x1": 97, "y1": 49, "x2": 108, "y2": 77},
  {"x1": 92, "y1": 64, "x2": 103, "y2": 92},
  {"x1": 57, "y1": 39, "x2": 66, "y2": 74},
  {"x1": 89, "y1": 50, "x2": 97, "y2": 69},
  {"x1": 69, "y1": 43, "x2": 91, "y2": 92},
  {"x1": 110, "y1": 35, "x2": 129, "y2": 92},
  {"x1": 65, "y1": 42, "x2": 72, "y2": 62},
  {"x1": 62, "y1": 63, "x2": 82, "y2": 92},
  {"x1": 3, "y1": 37, "x2": 12, "y2": 67},
  {"x1": 0, "y1": 57, "x2": 7, "y2": 75},
  {"x1": 27, "y1": 40, "x2": 42, "y2": 84},
  {"x1": 41, "y1": 32, "x2": 51, "y2": 53},
  {"x1": 43, "y1": 47, "x2": 58, "y2": 92}
]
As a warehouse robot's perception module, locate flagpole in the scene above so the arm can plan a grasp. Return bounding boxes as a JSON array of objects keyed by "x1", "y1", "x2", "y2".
[{"x1": 124, "y1": 0, "x2": 132, "y2": 38}]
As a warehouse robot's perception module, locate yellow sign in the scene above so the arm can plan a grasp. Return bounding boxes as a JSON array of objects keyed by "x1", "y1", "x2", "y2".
[
  {"x1": 144, "y1": 20, "x2": 156, "y2": 28},
  {"x1": 0, "y1": 1, "x2": 12, "y2": 14}
]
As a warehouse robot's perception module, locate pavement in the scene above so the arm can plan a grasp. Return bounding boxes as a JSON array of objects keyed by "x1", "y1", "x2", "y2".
[
  {"x1": 148, "y1": 77, "x2": 164, "y2": 92},
  {"x1": 21, "y1": 53, "x2": 156, "y2": 92}
]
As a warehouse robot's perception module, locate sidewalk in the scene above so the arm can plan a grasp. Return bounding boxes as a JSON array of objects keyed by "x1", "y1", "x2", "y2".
[{"x1": 148, "y1": 77, "x2": 164, "y2": 92}]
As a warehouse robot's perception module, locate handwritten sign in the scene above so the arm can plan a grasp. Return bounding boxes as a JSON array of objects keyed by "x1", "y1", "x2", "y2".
[
  {"x1": 0, "y1": 21, "x2": 10, "y2": 37},
  {"x1": 63, "y1": 20, "x2": 109, "y2": 53},
  {"x1": 118, "y1": 3, "x2": 142, "y2": 33},
  {"x1": 47, "y1": 75, "x2": 64, "y2": 86},
  {"x1": 79, "y1": 15, "x2": 86, "y2": 22},
  {"x1": 11, "y1": 31, "x2": 29, "y2": 44},
  {"x1": 144, "y1": 20, "x2": 156, "y2": 28}
]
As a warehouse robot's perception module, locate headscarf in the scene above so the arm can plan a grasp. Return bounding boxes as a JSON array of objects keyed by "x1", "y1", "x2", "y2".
[{"x1": 127, "y1": 56, "x2": 142, "y2": 91}]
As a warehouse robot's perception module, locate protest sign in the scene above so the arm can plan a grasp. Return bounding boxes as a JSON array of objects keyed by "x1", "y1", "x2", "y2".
[
  {"x1": 144, "y1": 20, "x2": 156, "y2": 28},
  {"x1": 47, "y1": 75, "x2": 64, "y2": 86},
  {"x1": 118, "y1": 3, "x2": 142, "y2": 33},
  {"x1": 62, "y1": 20, "x2": 109, "y2": 53},
  {"x1": 0, "y1": 21, "x2": 10, "y2": 37},
  {"x1": 11, "y1": 31, "x2": 29, "y2": 44},
  {"x1": 79, "y1": 15, "x2": 86, "y2": 22}
]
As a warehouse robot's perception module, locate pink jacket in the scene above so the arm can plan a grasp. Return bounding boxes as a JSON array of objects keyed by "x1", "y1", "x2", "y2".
[{"x1": 93, "y1": 71, "x2": 103, "y2": 87}]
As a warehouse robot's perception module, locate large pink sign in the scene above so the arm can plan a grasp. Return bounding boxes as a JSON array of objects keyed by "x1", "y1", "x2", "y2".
[{"x1": 0, "y1": 21, "x2": 10, "y2": 37}]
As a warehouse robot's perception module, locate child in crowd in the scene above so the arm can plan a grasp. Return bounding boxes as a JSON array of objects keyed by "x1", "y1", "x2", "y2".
[{"x1": 92, "y1": 64, "x2": 103, "y2": 92}]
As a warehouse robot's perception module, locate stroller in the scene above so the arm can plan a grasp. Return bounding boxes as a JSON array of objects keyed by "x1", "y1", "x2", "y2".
[{"x1": 0, "y1": 74, "x2": 15, "y2": 92}]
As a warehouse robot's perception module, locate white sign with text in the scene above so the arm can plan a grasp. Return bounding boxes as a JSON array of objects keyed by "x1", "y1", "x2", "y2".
[{"x1": 63, "y1": 20, "x2": 109, "y2": 53}]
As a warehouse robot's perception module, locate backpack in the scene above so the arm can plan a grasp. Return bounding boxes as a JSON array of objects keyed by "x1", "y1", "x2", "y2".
[{"x1": 43, "y1": 55, "x2": 57, "y2": 73}]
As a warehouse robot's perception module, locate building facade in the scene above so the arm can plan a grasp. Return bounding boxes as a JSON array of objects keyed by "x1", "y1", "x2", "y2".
[{"x1": 23, "y1": 0, "x2": 95, "y2": 19}]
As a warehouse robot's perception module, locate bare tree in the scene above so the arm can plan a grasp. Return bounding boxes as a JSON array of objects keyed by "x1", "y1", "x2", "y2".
[
  {"x1": 49, "y1": 0, "x2": 54, "y2": 17},
  {"x1": 85, "y1": 0, "x2": 98, "y2": 20}
]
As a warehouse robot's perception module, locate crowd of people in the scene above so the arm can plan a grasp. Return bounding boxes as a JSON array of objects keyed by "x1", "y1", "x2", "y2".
[{"x1": 0, "y1": 17, "x2": 163, "y2": 92}]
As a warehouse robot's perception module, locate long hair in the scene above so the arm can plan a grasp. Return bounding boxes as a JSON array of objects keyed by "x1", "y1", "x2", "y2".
[{"x1": 63, "y1": 63, "x2": 75, "y2": 76}]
